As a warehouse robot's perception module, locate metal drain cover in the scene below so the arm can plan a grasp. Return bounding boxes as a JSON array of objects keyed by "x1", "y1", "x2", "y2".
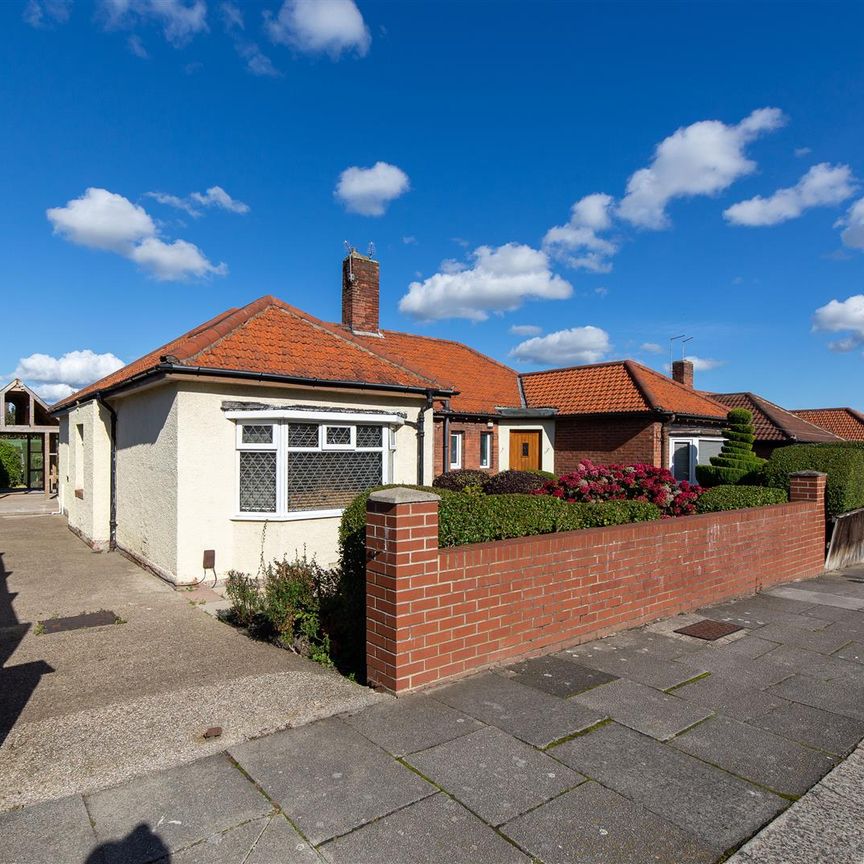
[
  {"x1": 40, "y1": 610, "x2": 120, "y2": 634},
  {"x1": 674, "y1": 619, "x2": 743, "y2": 641}
]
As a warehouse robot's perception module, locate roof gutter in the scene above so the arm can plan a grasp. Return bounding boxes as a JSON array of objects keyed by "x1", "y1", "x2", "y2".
[{"x1": 53, "y1": 362, "x2": 456, "y2": 415}]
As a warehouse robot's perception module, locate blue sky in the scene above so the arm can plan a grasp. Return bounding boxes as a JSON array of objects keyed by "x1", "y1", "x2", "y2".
[{"x1": 2, "y1": 1, "x2": 863, "y2": 409}]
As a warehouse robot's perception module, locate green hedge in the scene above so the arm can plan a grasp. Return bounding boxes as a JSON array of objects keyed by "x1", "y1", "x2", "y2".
[
  {"x1": 696, "y1": 485, "x2": 788, "y2": 513},
  {"x1": 0, "y1": 441, "x2": 23, "y2": 488},
  {"x1": 762, "y1": 444, "x2": 864, "y2": 519}
]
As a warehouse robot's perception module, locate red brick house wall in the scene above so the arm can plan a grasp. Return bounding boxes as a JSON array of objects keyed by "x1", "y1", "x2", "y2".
[
  {"x1": 365, "y1": 474, "x2": 827, "y2": 693},
  {"x1": 553, "y1": 415, "x2": 663, "y2": 473},
  {"x1": 433, "y1": 418, "x2": 498, "y2": 476}
]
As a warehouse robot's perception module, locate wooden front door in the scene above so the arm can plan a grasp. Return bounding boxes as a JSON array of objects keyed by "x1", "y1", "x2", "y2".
[{"x1": 509, "y1": 431, "x2": 541, "y2": 471}]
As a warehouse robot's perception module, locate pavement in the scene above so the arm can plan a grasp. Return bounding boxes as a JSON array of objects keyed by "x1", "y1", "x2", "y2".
[
  {"x1": 0, "y1": 515, "x2": 379, "y2": 812},
  {"x1": 4, "y1": 564, "x2": 864, "y2": 862},
  {"x1": 0, "y1": 491, "x2": 59, "y2": 516}
]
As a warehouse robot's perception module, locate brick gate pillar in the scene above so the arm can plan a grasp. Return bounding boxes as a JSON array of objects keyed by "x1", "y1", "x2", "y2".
[
  {"x1": 365, "y1": 488, "x2": 441, "y2": 693},
  {"x1": 789, "y1": 471, "x2": 827, "y2": 508}
]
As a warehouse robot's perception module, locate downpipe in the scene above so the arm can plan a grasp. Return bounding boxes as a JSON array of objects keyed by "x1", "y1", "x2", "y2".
[{"x1": 96, "y1": 393, "x2": 118, "y2": 551}]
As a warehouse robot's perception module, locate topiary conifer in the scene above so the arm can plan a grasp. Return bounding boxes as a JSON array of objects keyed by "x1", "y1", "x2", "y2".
[{"x1": 695, "y1": 408, "x2": 765, "y2": 487}]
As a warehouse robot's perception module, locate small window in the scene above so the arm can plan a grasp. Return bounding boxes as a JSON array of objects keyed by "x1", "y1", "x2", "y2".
[
  {"x1": 479, "y1": 431, "x2": 492, "y2": 468},
  {"x1": 325, "y1": 425, "x2": 352, "y2": 448},
  {"x1": 241, "y1": 424, "x2": 273, "y2": 445},
  {"x1": 357, "y1": 425, "x2": 382, "y2": 448},
  {"x1": 671, "y1": 440, "x2": 692, "y2": 483},
  {"x1": 288, "y1": 423, "x2": 319, "y2": 449},
  {"x1": 698, "y1": 439, "x2": 723, "y2": 465},
  {"x1": 449, "y1": 432, "x2": 463, "y2": 469}
]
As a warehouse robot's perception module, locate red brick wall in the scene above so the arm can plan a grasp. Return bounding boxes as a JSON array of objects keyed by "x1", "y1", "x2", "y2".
[
  {"x1": 554, "y1": 416, "x2": 663, "y2": 473},
  {"x1": 342, "y1": 254, "x2": 380, "y2": 333},
  {"x1": 365, "y1": 473, "x2": 827, "y2": 693},
  {"x1": 433, "y1": 418, "x2": 497, "y2": 476}
]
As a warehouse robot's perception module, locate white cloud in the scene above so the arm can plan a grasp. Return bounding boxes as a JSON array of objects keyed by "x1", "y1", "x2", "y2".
[
  {"x1": 641, "y1": 342, "x2": 663, "y2": 354},
  {"x1": 543, "y1": 193, "x2": 618, "y2": 272},
  {"x1": 684, "y1": 355, "x2": 723, "y2": 371},
  {"x1": 399, "y1": 243, "x2": 572, "y2": 322},
  {"x1": 618, "y1": 107, "x2": 786, "y2": 229},
  {"x1": 511, "y1": 326, "x2": 611, "y2": 366},
  {"x1": 813, "y1": 295, "x2": 864, "y2": 351},
  {"x1": 265, "y1": 0, "x2": 370, "y2": 57},
  {"x1": 837, "y1": 197, "x2": 864, "y2": 249},
  {"x1": 13, "y1": 349, "x2": 124, "y2": 391},
  {"x1": 510, "y1": 324, "x2": 542, "y2": 337},
  {"x1": 402, "y1": 235, "x2": 417, "y2": 245},
  {"x1": 127, "y1": 34, "x2": 149, "y2": 57},
  {"x1": 47, "y1": 187, "x2": 226, "y2": 281},
  {"x1": 23, "y1": 0, "x2": 72, "y2": 27},
  {"x1": 334, "y1": 162, "x2": 410, "y2": 216},
  {"x1": 100, "y1": 0, "x2": 208, "y2": 47},
  {"x1": 724, "y1": 163, "x2": 856, "y2": 227},
  {"x1": 34, "y1": 383, "x2": 75, "y2": 402},
  {"x1": 220, "y1": 1, "x2": 243, "y2": 29},
  {"x1": 146, "y1": 185, "x2": 250, "y2": 216},
  {"x1": 47, "y1": 187, "x2": 155, "y2": 252},
  {"x1": 794, "y1": 147, "x2": 812, "y2": 158},
  {"x1": 236, "y1": 41, "x2": 280, "y2": 76}
]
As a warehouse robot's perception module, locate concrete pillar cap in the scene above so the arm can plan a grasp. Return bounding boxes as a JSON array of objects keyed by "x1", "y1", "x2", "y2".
[
  {"x1": 368, "y1": 487, "x2": 441, "y2": 505},
  {"x1": 789, "y1": 471, "x2": 828, "y2": 478}
]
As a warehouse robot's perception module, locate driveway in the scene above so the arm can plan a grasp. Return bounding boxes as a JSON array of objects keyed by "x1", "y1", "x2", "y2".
[
  {"x1": 4, "y1": 565, "x2": 864, "y2": 863},
  {"x1": 0, "y1": 515, "x2": 378, "y2": 812}
]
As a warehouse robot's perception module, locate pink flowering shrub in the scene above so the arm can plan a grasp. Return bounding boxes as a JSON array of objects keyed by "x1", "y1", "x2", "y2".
[{"x1": 535, "y1": 460, "x2": 701, "y2": 517}]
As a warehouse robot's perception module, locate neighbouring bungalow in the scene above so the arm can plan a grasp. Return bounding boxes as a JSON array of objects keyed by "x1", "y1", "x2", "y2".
[
  {"x1": 710, "y1": 392, "x2": 842, "y2": 459},
  {"x1": 521, "y1": 358, "x2": 727, "y2": 483},
  {"x1": 792, "y1": 407, "x2": 864, "y2": 442}
]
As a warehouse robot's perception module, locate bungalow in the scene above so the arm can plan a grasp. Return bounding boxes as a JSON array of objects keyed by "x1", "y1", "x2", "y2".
[
  {"x1": 792, "y1": 407, "x2": 864, "y2": 442},
  {"x1": 710, "y1": 392, "x2": 841, "y2": 459}
]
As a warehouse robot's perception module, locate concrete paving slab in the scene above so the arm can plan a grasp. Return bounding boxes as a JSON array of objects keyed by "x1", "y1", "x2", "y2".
[
  {"x1": 318, "y1": 793, "x2": 529, "y2": 864},
  {"x1": 752, "y1": 621, "x2": 853, "y2": 655},
  {"x1": 501, "y1": 780, "x2": 716, "y2": 864},
  {"x1": 85, "y1": 753, "x2": 271, "y2": 864},
  {"x1": 670, "y1": 715, "x2": 837, "y2": 796},
  {"x1": 671, "y1": 674, "x2": 788, "y2": 722},
  {"x1": 573, "y1": 678, "x2": 712, "y2": 741},
  {"x1": 768, "y1": 674, "x2": 864, "y2": 721},
  {"x1": 765, "y1": 585, "x2": 864, "y2": 611},
  {"x1": 700, "y1": 598, "x2": 830, "y2": 631},
  {"x1": 674, "y1": 634, "x2": 781, "y2": 664},
  {"x1": 558, "y1": 644, "x2": 707, "y2": 690},
  {"x1": 560, "y1": 629, "x2": 705, "y2": 661},
  {"x1": 834, "y1": 641, "x2": 864, "y2": 665},
  {"x1": 0, "y1": 794, "x2": 96, "y2": 864},
  {"x1": 432, "y1": 673, "x2": 605, "y2": 748},
  {"x1": 228, "y1": 717, "x2": 434, "y2": 845},
  {"x1": 552, "y1": 722, "x2": 787, "y2": 852},
  {"x1": 342, "y1": 693, "x2": 484, "y2": 757},
  {"x1": 725, "y1": 783, "x2": 864, "y2": 864},
  {"x1": 501, "y1": 654, "x2": 618, "y2": 697},
  {"x1": 750, "y1": 700, "x2": 864, "y2": 756},
  {"x1": 406, "y1": 726, "x2": 585, "y2": 826},
  {"x1": 757, "y1": 643, "x2": 864, "y2": 680}
]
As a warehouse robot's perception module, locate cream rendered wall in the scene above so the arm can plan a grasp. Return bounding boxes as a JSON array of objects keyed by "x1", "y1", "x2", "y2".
[
  {"x1": 498, "y1": 418, "x2": 556, "y2": 473},
  {"x1": 57, "y1": 400, "x2": 112, "y2": 550},
  {"x1": 173, "y1": 381, "x2": 433, "y2": 585},
  {"x1": 113, "y1": 385, "x2": 179, "y2": 580}
]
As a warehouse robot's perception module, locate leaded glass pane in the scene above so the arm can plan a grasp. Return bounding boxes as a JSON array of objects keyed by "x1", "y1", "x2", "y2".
[
  {"x1": 288, "y1": 423, "x2": 319, "y2": 448},
  {"x1": 239, "y1": 451, "x2": 277, "y2": 512},
  {"x1": 287, "y1": 450, "x2": 382, "y2": 511},
  {"x1": 326, "y1": 426, "x2": 352, "y2": 446},
  {"x1": 241, "y1": 424, "x2": 273, "y2": 445},
  {"x1": 356, "y1": 425, "x2": 382, "y2": 448}
]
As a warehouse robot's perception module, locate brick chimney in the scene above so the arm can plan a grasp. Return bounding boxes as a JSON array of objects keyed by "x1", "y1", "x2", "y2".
[
  {"x1": 342, "y1": 251, "x2": 380, "y2": 335},
  {"x1": 672, "y1": 359, "x2": 694, "y2": 389}
]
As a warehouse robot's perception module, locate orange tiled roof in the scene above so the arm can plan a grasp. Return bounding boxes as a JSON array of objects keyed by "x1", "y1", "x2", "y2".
[
  {"x1": 712, "y1": 393, "x2": 842, "y2": 443},
  {"x1": 55, "y1": 296, "x2": 449, "y2": 408},
  {"x1": 521, "y1": 360, "x2": 727, "y2": 418},
  {"x1": 350, "y1": 329, "x2": 522, "y2": 414},
  {"x1": 791, "y1": 408, "x2": 864, "y2": 442}
]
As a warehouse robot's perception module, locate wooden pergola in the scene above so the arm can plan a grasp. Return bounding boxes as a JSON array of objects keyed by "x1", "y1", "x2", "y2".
[{"x1": 0, "y1": 379, "x2": 59, "y2": 493}]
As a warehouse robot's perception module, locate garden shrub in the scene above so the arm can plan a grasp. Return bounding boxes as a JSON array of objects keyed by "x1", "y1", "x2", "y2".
[
  {"x1": 535, "y1": 460, "x2": 701, "y2": 516},
  {"x1": 223, "y1": 551, "x2": 333, "y2": 666},
  {"x1": 433, "y1": 469, "x2": 489, "y2": 492},
  {"x1": 762, "y1": 444, "x2": 864, "y2": 519},
  {"x1": 696, "y1": 485, "x2": 788, "y2": 513},
  {"x1": 695, "y1": 409, "x2": 765, "y2": 487},
  {"x1": 482, "y1": 469, "x2": 551, "y2": 495},
  {"x1": 0, "y1": 440, "x2": 23, "y2": 488}
]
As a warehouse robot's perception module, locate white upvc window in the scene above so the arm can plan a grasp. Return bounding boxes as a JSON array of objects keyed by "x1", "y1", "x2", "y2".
[
  {"x1": 479, "y1": 431, "x2": 492, "y2": 468},
  {"x1": 231, "y1": 410, "x2": 401, "y2": 520},
  {"x1": 669, "y1": 436, "x2": 724, "y2": 484},
  {"x1": 449, "y1": 431, "x2": 463, "y2": 469}
]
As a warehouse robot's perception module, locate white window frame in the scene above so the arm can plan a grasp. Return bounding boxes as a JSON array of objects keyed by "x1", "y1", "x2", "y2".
[
  {"x1": 229, "y1": 410, "x2": 403, "y2": 521},
  {"x1": 449, "y1": 431, "x2": 463, "y2": 469},
  {"x1": 479, "y1": 431, "x2": 492, "y2": 469},
  {"x1": 668, "y1": 436, "x2": 723, "y2": 484}
]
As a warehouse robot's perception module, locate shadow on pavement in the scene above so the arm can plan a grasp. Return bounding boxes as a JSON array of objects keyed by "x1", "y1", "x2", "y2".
[
  {"x1": 84, "y1": 823, "x2": 171, "y2": 863},
  {"x1": 0, "y1": 550, "x2": 54, "y2": 745}
]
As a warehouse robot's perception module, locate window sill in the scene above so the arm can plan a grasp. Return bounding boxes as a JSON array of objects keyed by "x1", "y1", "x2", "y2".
[{"x1": 231, "y1": 509, "x2": 344, "y2": 523}]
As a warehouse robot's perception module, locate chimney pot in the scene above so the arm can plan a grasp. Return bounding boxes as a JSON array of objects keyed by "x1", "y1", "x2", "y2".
[
  {"x1": 342, "y1": 252, "x2": 380, "y2": 335},
  {"x1": 672, "y1": 359, "x2": 694, "y2": 389}
]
